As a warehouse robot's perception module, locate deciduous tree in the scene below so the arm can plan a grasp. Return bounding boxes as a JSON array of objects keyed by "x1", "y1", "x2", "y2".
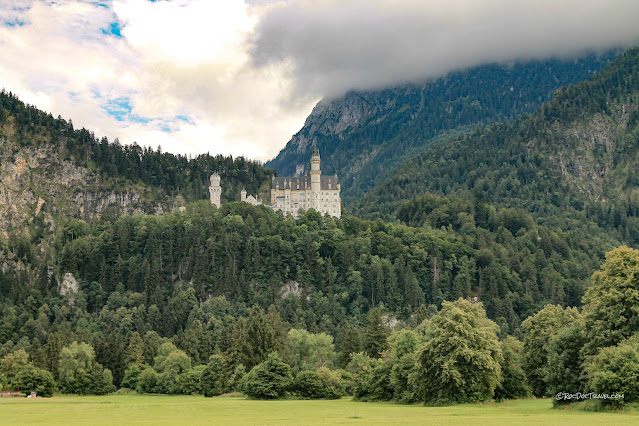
[{"x1": 411, "y1": 299, "x2": 502, "y2": 404}]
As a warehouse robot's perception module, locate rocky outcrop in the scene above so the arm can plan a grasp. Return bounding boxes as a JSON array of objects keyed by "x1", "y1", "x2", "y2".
[
  {"x1": 268, "y1": 89, "x2": 400, "y2": 176},
  {"x1": 59, "y1": 272, "x2": 79, "y2": 296},
  {"x1": 280, "y1": 280, "x2": 302, "y2": 298},
  {"x1": 554, "y1": 103, "x2": 639, "y2": 202},
  {"x1": 59, "y1": 272, "x2": 79, "y2": 305},
  {"x1": 0, "y1": 144, "x2": 169, "y2": 232}
]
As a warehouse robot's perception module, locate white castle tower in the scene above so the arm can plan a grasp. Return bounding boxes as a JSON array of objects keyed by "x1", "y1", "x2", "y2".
[
  {"x1": 269, "y1": 146, "x2": 341, "y2": 217},
  {"x1": 209, "y1": 173, "x2": 221, "y2": 208},
  {"x1": 310, "y1": 145, "x2": 321, "y2": 211}
]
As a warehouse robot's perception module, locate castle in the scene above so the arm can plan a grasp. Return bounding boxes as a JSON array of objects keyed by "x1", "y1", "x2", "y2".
[
  {"x1": 270, "y1": 146, "x2": 341, "y2": 217},
  {"x1": 208, "y1": 147, "x2": 341, "y2": 217}
]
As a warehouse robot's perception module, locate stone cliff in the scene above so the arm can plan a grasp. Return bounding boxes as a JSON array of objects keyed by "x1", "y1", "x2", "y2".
[{"x1": 0, "y1": 143, "x2": 171, "y2": 234}]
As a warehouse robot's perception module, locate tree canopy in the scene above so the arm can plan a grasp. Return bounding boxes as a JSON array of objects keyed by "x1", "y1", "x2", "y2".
[{"x1": 411, "y1": 298, "x2": 503, "y2": 404}]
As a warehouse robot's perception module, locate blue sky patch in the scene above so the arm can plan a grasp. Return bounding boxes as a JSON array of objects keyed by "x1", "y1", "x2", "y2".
[
  {"x1": 102, "y1": 21, "x2": 123, "y2": 38},
  {"x1": 130, "y1": 115, "x2": 152, "y2": 125},
  {"x1": 176, "y1": 115, "x2": 194, "y2": 125},
  {"x1": 100, "y1": 96, "x2": 193, "y2": 131},
  {"x1": 102, "y1": 97, "x2": 132, "y2": 121},
  {"x1": 102, "y1": 97, "x2": 151, "y2": 124},
  {"x1": 3, "y1": 20, "x2": 25, "y2": 27},
  {"x1": 2, "y1": 4, "x2": 29, "y2": 28}
]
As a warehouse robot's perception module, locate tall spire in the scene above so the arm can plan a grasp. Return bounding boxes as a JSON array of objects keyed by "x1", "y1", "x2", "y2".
[
  {"x1": 310, "y1": 144, "x2": 321, "y2": 210},
  {"x1": 310, "y1": 144, "x2": 321, "y2": 172}
]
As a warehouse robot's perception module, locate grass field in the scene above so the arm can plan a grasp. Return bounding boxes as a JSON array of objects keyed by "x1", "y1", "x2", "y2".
[{"x1": 1, "y1": 394, "x2": 637, "y2": 425}]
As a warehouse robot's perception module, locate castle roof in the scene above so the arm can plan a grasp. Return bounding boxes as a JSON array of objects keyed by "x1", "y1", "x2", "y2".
[
  {"x1": 272, "y1": 175, "x2": 339, "y2": 190},
  {"x1": 272, "y1": 176, "x2": 310, "y2": 190}
]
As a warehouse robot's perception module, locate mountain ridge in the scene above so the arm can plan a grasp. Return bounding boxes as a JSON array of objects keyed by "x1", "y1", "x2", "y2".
[
  {"x1": 266, "y1": 52, "x2": 621, "y2": 204},
  {"x1": 352, "y1": 47, "x2": 639, "y2": 246}
]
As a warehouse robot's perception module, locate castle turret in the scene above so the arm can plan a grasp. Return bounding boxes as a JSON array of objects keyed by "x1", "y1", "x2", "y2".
[
  {"x1": 310, "y1": 145, "x2": 321, "y2": 210},
  {"x1": 240, "y1": 188, "x2": 247, "y2": 202},
  {"x1": 209, "y1": 173, "x2": 221, "y2": 208}
]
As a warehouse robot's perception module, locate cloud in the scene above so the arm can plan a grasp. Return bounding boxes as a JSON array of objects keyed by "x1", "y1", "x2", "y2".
[
  {"x1": 0, "y1": 0, "x2": 316, "y2": 161},
  {"x1": 0, "y1": 0, "x2": 33, "y2": 27},
  {"x1": 0, "y1": 1, "x2": 135, "y2": 129},
  {"x1": 251, "y1": 0, "x2": 639, "y2": 98},
  {"x1": 2, "y1": 0, "x2": 639, "y2": 162}
]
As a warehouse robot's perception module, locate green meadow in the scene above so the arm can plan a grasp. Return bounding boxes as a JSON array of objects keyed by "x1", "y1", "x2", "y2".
[{"x1": 1, "y1": 395, "x2": 637, "y2": 425}]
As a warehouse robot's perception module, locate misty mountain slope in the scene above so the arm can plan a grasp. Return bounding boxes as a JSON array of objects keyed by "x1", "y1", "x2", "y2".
[
  {"x1": 266, "y1": 52, "x2": 620, "y2": 204},
  {"x1": 352, "y1": 47, "x2": 639, "y2": 245}
]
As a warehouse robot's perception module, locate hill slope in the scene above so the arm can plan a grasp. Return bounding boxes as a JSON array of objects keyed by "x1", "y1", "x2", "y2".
[
  {"x1": 352, "y1": 47, "x2": 639, "y2": 246},
  {"x1": 0, "y1": 90, "x2": 274, "y2": 231},
  {"x1": 0, "y1": 91, "x2": 275, "y2": 287},
  {"x1": 266, "y1": 52, "x2": 620, "y2": 204}
]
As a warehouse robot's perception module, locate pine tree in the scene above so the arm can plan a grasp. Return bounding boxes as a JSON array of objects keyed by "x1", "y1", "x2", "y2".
[
  {"x1": 364, "y1": 308, "x2": 389, "y2": 358},
  {"x1": 200, "y1": 354, "x2": 227, "y2": 397},
  {"x1": 124, "y1": 332, "x2": 145, "y2": 367}
]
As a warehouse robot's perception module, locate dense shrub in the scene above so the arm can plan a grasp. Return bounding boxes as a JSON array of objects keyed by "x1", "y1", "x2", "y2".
[
  {"x1": 12, "y1": 368, "x2": 56, "y2": 397},
  {"x1": 121, "y1": 364, "x2": 143, "y2": 389},
  {"x1": 335, "y1": 369, "x2": 354, "y2": 396},
  {"x1": 243, "y1": 352, "x2": 292, "y2": 399},
  {"x1": 137, "y1": 368, "x2": 159, "y2": 394},
  {"x1": 390, "y1": 353, "x2": 419, "y2": 403},
  {"x1": 58, "y1": 342, "x2": 115, "y2": 395},
  {"x1": 228, "y1": 364, "x2": 247, "y2": 393},
  {"x1": 316, "y1": 367, "x2": 346, "y2": 399},
  {"x1": 176, "y1": 366, "x2": 204, "y2": 395},
  {"x1": 354, "y1": 359, "x2": 393, "y2": 401},
  {"x1": 586, "y1": 338, "x2": 639, "y2": 408},
  {"x1": 293, "y1": 370, "x2": 325, "y2": 398},
  {"x1": 494, "y1": 337, "x2": 530, "y2": 401},
  {"x1": 136, "y1": 342, "x2": 201, "y2": 395},
  {"x1": 286, "y1": 329, "x2": 335, "y2": 374}
]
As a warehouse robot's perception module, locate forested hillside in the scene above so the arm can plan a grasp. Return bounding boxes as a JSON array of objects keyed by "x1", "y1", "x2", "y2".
[
  {"x1": 267, "y1": 52, "x2": 619, "y2": 203},
  {"x1": 0, "y1": 89, "x2": 274, "y2": 223},
  {"x1": 353, "y1": 47, "x2": 639, "y2": 248},
  {"x1": 0, "y1": 198, "x2": 620, "y2": 386}
]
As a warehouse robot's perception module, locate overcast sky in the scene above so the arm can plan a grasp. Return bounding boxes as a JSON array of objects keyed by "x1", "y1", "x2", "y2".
[{"x1": 2, "y1": 0, "x2": 639, "y2": 161}]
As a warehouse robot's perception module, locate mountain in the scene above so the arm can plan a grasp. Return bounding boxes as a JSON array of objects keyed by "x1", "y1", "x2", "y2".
[
  {"x1": 266, "y1": 52, "x2": 620, "y2": 204},
  {"x1": 352, "y1": 47, "x2": 639, "y2": 247},
  {"x1": 0, "y1": 72, "x2": 626, "y2": 340}
]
